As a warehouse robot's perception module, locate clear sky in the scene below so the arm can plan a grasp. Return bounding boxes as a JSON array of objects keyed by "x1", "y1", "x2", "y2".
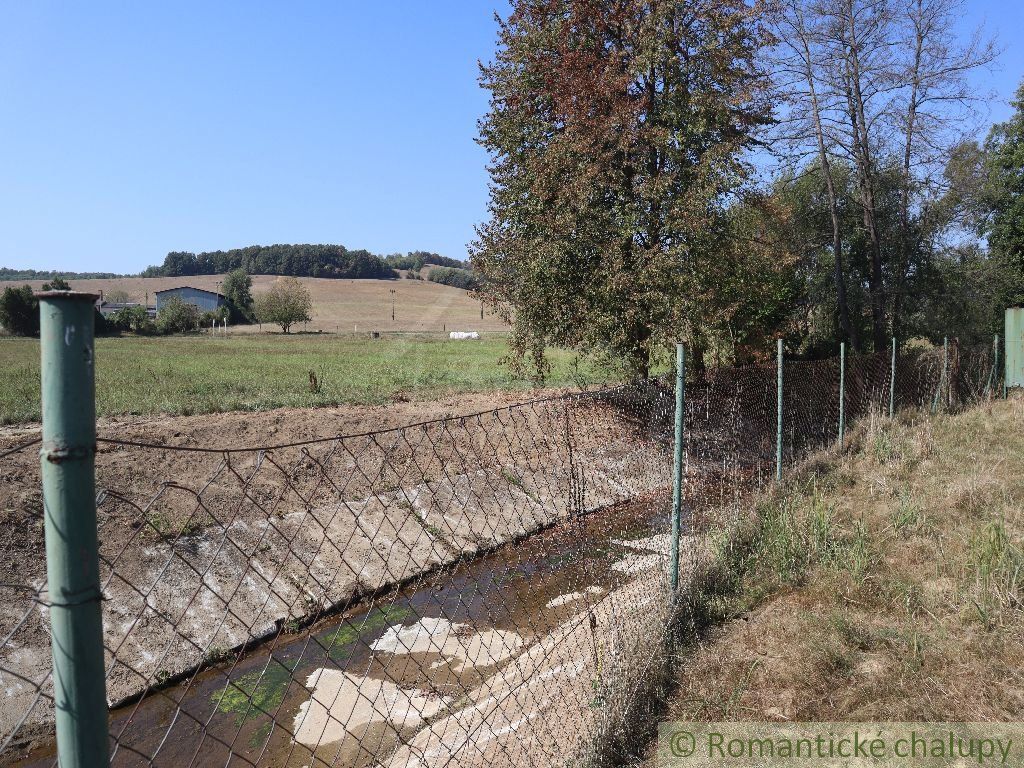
[{"x1": 0, "y1": 1, "x2": 1021, "y2": 275}]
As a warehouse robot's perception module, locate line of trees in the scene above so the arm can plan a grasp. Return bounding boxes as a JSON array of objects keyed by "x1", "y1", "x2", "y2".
[
  {"x1": 383, "y1": 251, "x2": 467, "y2": 272},
  {"x1": 0, "y1": 268, "x2": 124, "y2": 281},
  {"x1": 472, "y1": 0, "x2": 1019, "y2": 377},
  {"x1": 142, "y1": 245, "x2": 467, "y2": 281}
]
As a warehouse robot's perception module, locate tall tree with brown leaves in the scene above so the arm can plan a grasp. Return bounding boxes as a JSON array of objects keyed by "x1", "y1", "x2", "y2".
[{"x1": 471, "y1": 0, "x2": 773, "y2": 379}]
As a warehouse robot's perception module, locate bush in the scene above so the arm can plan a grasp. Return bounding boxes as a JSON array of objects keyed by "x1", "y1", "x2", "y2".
[
  {"x1": 427, "y1": 266, "x2": 480, "y2": 291},
  {"x1": 156, "y1": 296, "x2": 201, "y2": 334},
  {"x1": 0, "y1": 285, "x2": 39, "y2": 336},
  {"x1": 41, "y1": 277, "x2": 70, "y2": 291},
  {"x1": 200, "y1": 308, "x2": 229, "y2": 328},
  {"x1": 94, "y1": 308, "x2": 114, "y2": 336},
  {"x1": 112, "y1": 305, "x2": 156, "y2": 335}
]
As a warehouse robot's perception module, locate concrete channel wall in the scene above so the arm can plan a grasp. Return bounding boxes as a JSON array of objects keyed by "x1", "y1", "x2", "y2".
[{"x1": 1, "y1": 395, "x2": 676, "y2": 753}]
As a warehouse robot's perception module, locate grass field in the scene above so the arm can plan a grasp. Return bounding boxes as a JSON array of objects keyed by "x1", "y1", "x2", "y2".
[
  {"x1": 0, "y1": 334, "x2": 601, "y2": 424},
  {"x1": 629, "y1": 398, "x2": 1024, "y2": 764},
  {"x1": 0, "y1": 272, "x2": 509, "y2": 334}
]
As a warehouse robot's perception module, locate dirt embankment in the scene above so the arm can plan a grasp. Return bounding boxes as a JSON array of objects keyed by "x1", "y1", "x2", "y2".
[{"x1": 0, "y1": 388, "x2": 674, "y2": 749}]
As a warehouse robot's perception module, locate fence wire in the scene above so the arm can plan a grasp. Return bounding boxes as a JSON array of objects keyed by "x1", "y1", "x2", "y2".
[{"x1": 0, "y1": 341, "x2": 1003, "y2": 768}]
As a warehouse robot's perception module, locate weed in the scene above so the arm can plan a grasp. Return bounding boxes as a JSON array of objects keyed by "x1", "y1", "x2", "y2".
[
  {"x1": 748, "y1": 491, "x2": 856, "y2": 585},
  {"x1": 722, "y1": 660, "x2": 760, "y2": 717},
  {"x1": 969, "y1": 517, "x2": 1023, "y2": 625},
  {"x1": 812, "y1": 635, "x2": 855, "y2": 677},
  {"x1": 205, "y1": 646, "x2": 233, "y2": 664},
  {"x1": 891, "y1": 492, "x2": 922, "y2": 537},
  {"x1": 872, "y1": 430, "x2": 891, "y2": 463},
  {"x1": 502, "y1": 467, "x2": 524, "y2": 489},
  {"x1": 144, "y1": 511, "x2": 207, "y2": 540},
  {"x1": 829, "y1": 613, "x2": 876, "y2": 651}
]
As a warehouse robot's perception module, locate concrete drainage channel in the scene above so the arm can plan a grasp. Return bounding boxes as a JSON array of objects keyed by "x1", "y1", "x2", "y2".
[{"x1": 12, "y1": 492, "x2": 719, "y2": 768}]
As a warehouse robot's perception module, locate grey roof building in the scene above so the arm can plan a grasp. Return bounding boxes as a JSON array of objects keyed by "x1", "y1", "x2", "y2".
[{"x1": 154, "y1": 286, "x2": 226, "y2": 313}]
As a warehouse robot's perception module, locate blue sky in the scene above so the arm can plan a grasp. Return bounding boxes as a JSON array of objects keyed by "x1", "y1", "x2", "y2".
[{"x1": 0, "y1": 1, "x2": 1021, "y2": 275}]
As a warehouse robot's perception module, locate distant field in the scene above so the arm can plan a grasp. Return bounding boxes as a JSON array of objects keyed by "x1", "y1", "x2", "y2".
[
  {"x1": 0, "y1": 272, "x2": 508, "y2": 334},
  {"x1": 0, "y1": 335, "x2": 600, "y2": 424}
]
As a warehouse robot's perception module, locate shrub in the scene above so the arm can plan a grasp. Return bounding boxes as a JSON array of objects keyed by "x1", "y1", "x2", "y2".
[
  {"x1": 112, "y1": 305, "x2": 156, "y2": 334},
  {"x1": 0, "y1": 285, "x2": 39, "y2": 336},
  {"x1": 41, "y1": 277, "x2": 70, "y2": 291},
  {"x1": 94, "y1": 308, "x2": 113, "y2": 336},
  {"x1": 427, "y1": 266, "x2": 480, "y2": 291},
  {"x1": 156, "y1": 296, "x2": 201, "y2": 334}
]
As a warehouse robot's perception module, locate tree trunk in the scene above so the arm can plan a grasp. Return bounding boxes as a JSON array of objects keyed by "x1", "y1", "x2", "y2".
[
  {"x1": 841, "y1": 6, "x2": 887, "y2": 350},
  {"x1": 794, "y1": 16, "x2": 857, "y2": 348}
]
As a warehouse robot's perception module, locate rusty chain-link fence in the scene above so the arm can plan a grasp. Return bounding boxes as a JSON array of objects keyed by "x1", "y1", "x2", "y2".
[{"x1": 0, "y1": 336, "x2": 1003, "y2": 768}]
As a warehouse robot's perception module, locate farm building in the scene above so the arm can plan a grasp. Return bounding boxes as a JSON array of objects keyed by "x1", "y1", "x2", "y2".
[
  {"x1": 95, "y1": 299, "x2": 156, "y2": 318},
  {"x1": 154, "y1": 286, "x2": 226, "y2": 314}
]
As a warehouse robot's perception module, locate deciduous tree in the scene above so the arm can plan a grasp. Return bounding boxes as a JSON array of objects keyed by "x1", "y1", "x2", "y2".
[
  {"x1": 471, "y1": 0, "x2": 774, "y2": 378},
  {"x1": 222, "y1": 268, "x2": 255, "y2": 322},
  {"x1": 981, "y1": 81, "x2": 1024, "y2": 310},
  {"x1": 254, "y1": 277, "x2": 312, "y2": 333}
]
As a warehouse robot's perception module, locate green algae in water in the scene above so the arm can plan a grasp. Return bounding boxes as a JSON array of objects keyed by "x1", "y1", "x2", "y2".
[
  {"x1": 320, "y1": 604, "x2": 414, "y2": 662},
  {"x1": 248, "y1": 720, "x2": 274, "y2": 750},
  {"x1": 210, "y1": 605, "x2": 415, "y2": 725},
  {"x1": 212, "y1": 658, "x2": 296, "y2": 726}
]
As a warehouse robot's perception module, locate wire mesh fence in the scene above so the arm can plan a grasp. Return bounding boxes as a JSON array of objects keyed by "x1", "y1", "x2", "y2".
[{"x1": 0, "y1": 336, "x2": 1004, "y2": 768}]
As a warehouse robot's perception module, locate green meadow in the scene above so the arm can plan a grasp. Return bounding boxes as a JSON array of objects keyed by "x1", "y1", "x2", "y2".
[{"x1": 0, "y1": 334, "x2": 601, "y2": 424}]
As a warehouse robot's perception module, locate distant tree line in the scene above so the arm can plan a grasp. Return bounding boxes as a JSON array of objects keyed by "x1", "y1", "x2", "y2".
[
  {"x1": 0, "y1": 268, "x2": 125, "y2": 280},
  {"x1": 142, "y1": 244, "x2": 467, "y2": 280},
  {"x1": 383, "y1": 251, "x2": 467, "y2": 272}
]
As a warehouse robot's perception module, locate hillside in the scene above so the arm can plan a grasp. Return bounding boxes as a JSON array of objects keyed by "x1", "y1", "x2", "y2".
[
  {"x1": 0, "y1": 273, "x2": 507, "y2": 334},
  {"x1": 629, "y1": 398, "x2": 1024, "y2": 764}
]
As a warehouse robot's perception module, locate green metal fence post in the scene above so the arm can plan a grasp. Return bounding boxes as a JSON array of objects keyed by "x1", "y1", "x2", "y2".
[
  {"x1": 37, "y1": 291, "x2": 109, "y2": 768},
  {"x1": 889, "y1": 336, "x2": 896, "y2": 419},
  {"x1": 776, "y1": 338, "x2": 783, "y2": 483},
  {"x1": 669, "y1": 343, "x2": 685, "y2": 594},
  {"x1": 838, "y1": 342, "x2": 846, "y2": 447}
]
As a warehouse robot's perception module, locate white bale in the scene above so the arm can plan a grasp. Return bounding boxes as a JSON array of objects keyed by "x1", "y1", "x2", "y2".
[{"x1": 448, "y1": 331, "x2": 481, "y2": 340}]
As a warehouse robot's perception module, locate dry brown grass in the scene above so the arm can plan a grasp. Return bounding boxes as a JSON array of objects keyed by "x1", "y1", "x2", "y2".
[
  {"x1": 0, "y1": 272, "x2": 508, "y2": 334},
  {"x1": 629, "y1": 397, "x2": 1024, "y2": 765}
]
